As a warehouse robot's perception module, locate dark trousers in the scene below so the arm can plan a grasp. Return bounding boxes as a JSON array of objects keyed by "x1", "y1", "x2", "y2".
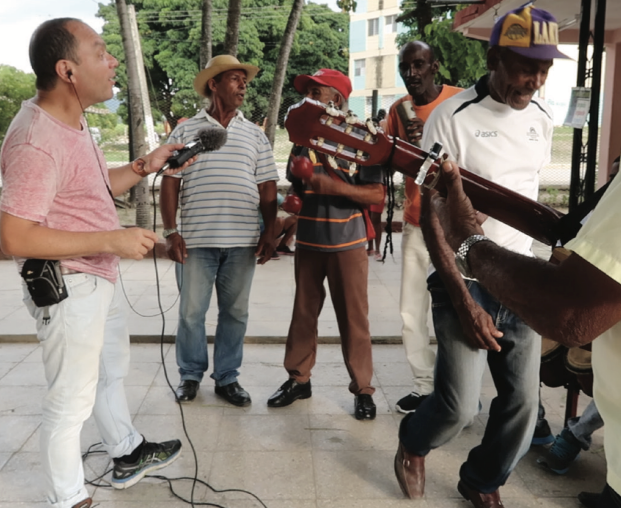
[{"x1": 283, "y1": 246, "x2": 375, "y2": 395}]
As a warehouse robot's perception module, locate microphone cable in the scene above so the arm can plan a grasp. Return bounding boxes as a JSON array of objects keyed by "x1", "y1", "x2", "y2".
[{"x1": 70, "y1": 79, "x2": 267, "y2": 507}]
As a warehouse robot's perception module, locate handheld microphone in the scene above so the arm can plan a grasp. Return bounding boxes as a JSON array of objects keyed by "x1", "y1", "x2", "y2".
[{"x1": 157, "y1": 127, "x2": 228, "y2": 176}]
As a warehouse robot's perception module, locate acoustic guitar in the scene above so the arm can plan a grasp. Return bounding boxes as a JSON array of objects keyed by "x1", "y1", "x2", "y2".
[{"x1": 284, "y1": 98, "x2": 565, "y2": 247}]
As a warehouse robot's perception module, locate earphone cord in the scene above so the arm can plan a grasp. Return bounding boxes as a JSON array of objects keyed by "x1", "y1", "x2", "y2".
[{"x1": 68, "y1": 79, "x2": 115, "y2": 204}]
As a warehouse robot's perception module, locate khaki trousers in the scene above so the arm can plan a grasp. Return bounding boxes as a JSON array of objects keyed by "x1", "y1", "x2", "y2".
[{"x1": 284, "y1": 246, "x2": 375, "y2": 395}]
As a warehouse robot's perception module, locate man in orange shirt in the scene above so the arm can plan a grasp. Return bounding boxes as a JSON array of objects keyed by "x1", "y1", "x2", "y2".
[{"x1": 384, "y1": 41, "x2": 462, "y2": 413}]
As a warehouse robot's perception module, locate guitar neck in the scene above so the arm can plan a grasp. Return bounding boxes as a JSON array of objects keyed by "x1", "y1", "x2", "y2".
[
  {"x1": 389, "y1": 142, "x2": 564, "y2": 246},
  {"x1": 284, "y1": 98, "x2": 565, "y2": 247}
]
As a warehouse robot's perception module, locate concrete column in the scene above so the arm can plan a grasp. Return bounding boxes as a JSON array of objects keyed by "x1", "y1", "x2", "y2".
[{"x1": 599, "y1": 39, "x2": 621, "y2": 185}]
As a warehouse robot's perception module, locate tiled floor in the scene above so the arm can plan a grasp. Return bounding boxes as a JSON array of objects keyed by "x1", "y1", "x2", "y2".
[
  {"x1": 0, "y1": 234, "x2": 607, "y2": 507},
  {"x1": 0, "y1": 342, "x2": 606, "y2": 507}
]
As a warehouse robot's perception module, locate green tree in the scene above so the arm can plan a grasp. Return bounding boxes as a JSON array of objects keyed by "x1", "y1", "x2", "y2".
[
  {"x1": 97, "y1": 1, "x2": 348, "y2": 130},
  {"x1": 0, "y1": 65, "x2": 36, "y2": 146},
  {"x1": 396, "y1": 6, "x2": 488, "y2": 88}
]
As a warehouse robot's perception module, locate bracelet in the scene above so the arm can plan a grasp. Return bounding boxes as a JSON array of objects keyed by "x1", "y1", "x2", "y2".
[{"x1": 131, "y1": 158, "x2": 149, "y2": 178}]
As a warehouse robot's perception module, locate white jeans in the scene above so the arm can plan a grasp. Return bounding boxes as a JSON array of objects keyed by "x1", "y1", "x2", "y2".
[
  {"x1": 25, "y1": 273, "x2": 142, "y2": 508},
  {"x1": 400, "y1": 222, "x2": 435, "y2": 395}
]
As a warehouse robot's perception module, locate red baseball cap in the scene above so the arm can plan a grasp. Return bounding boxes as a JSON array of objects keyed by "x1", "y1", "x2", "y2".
[{"x1": 294, "y1": 69, "x2": 352, "y2": 100}]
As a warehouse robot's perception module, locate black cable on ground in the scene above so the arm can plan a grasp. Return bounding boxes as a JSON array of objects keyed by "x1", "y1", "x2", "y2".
[{"x1": 83, "y1": 176, "x2": 268, "y2": 507}]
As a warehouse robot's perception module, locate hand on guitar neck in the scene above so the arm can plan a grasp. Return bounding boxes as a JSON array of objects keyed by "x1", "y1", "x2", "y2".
[
  {"x1": 429, "y1": 160, "x2": 486, "y2": 252},
  {"x1": 284, "y1": 98, "x2": 565, "y2": 247}
]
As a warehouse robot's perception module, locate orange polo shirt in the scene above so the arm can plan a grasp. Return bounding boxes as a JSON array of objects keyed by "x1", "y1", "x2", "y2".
[{"x1": 384, "y1": 85, "x2": 463, "y2": 226}]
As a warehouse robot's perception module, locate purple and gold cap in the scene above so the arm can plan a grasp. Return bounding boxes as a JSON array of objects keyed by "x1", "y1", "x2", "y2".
[{"x1": 490, "y1": 3, "x2": 571, "y2": 60}]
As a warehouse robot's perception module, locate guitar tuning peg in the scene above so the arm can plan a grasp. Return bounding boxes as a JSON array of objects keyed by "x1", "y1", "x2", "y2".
[
  {"x1": 326, "y1": 101, "x2": 341, "y2": 118},
  {"x1": 327, "y1": 155, "x2": 338, "y2": 169},
  {"x1": 348, "y1": 161, "x2": 357, "y2": 177},
  {"x1": 365, "y1": 118, "x2": 378, "y2": 135},
  {"x1": 345, "y1": 110, "x2": 358, "y2": 125}
]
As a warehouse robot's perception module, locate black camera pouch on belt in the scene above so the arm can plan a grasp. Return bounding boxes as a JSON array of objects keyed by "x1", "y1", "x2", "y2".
[{"x1": 21, "y1": 259, "x2": 69, "y2": 307}]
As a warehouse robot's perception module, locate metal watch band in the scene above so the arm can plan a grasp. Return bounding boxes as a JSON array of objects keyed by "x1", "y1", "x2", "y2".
[
  {"x1": 162, "y1": 228, "x2": 179, "y2": 238},
  {"x1": 455, "y1": 234, "x2": 492, "y2": 278}
]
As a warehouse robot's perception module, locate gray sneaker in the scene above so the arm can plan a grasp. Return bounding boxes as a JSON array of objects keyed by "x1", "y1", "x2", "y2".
[{"x1": 111, "y1": 439, "x2": 182, "y2": 489}]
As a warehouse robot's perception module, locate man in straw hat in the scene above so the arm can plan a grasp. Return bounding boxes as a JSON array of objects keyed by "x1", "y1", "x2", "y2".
[
  {"x1": 160, "y1": 55, "x2": 279, "y2": 406},
  {"x1": 394, "y1": 4, "x2": 572, "y2": 507},
  {"x1": 266, "y1": 69, "x2": 385, "y2": 420}
]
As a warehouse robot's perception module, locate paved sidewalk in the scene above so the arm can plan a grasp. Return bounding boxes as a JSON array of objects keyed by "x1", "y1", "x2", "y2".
[
  {"x1": 0, "y1": 234, "x2": 606, "y2": 507},
  {"x1": 0, "y1": 235, "x2": 407, "y2": 342},
  {"x1": 0, "y1": 341, "x2": 606, "y2": 507}
]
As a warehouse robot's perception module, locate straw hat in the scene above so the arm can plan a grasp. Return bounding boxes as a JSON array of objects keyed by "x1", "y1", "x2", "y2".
[{"x1": 193, "y1": 55, "x2": 260, "y2": 97}]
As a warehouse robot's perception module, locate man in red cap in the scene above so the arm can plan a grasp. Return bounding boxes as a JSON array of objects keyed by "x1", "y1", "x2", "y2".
[{"x1": 267, "y1": 69, "x2": 385, "y2": 420}]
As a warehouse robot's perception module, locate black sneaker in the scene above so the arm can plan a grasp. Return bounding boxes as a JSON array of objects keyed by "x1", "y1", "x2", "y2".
[
  {"x1": 395, "y1": 392, "x2": 428, "y2": 414},
  {"x1": 111, "y1": 439, "x2": 182, "y2": 489},
  {"x1": 531, "y1": 417, "x2": 554, "y2": 445},
  {"x1": 277, "y1": 245, "x2": 295, "y2": 256}
]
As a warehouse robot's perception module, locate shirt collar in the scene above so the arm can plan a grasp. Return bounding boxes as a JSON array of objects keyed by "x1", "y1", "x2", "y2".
[{"x1": 197, "y1": 108, "x2": 245, "y2": 128}]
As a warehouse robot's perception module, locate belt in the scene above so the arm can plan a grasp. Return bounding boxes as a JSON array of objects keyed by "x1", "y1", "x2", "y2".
[{"x1": 60, "y1": 266, "x2": 81, "y2": 275}]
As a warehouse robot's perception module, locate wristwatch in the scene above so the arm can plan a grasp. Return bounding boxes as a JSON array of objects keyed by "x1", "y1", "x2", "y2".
[
  {"x1": 455, "y1": 234, "x2": 492, "y2": 278},
  {"x1": 162, "y1": 228, "x2": 179, "y2": 238}
]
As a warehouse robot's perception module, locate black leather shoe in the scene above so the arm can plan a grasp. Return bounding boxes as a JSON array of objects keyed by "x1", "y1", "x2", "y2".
[
  {"x1": 175, "y1": 380, "x2": 199, "y2": 402},
  {"x1": 267, "y1": 379, "x2": 312, "y2": 407},
  {"x1": 215, "y1": 381, "x2": 251, "y2": 407},
  {"x1": 354, "y1": 394, "x2": 376, "y2": 420}
]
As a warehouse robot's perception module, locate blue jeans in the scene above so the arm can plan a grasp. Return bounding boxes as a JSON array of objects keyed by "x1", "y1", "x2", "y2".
[
  {"x1": 568, "y1": 399, "x2": 603, "y2": 450},
  {"x1": 175, "y1": 247, "x2": 256, "y2": 385},
  {"x1": 400, "y1": 272, "x2": 540, "y2": 493}
]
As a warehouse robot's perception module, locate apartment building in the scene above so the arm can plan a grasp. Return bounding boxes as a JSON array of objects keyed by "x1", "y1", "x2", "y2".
[{"x1": 348, "y1": 0, "x2": 409, "y2": 119}]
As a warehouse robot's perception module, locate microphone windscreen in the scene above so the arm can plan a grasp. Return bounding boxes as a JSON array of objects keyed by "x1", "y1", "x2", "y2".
[{"x1": 197, "y1": 127, "x2": 227, "y2": 152}]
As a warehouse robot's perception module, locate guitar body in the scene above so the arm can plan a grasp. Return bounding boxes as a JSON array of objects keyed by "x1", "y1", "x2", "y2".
[{"x1": 284, "y1": 98, "x2": 565, "y2": 246}]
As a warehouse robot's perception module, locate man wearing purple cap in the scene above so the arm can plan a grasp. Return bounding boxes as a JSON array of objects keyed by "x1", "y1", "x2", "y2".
[
  {"x1": 394, "y1": 5, "x2": 570, "y2": 507},
  {"x1": 267, "y1": 69, "x2": 385, "y2": 420}
]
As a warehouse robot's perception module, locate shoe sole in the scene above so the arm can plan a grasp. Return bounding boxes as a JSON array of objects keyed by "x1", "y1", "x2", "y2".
[
  {"x1": 111, "y1": 448, "x2": 181, "y2": 490},
  {"x1": 395, "y1": 404, "x2": 418, "y2": 414},
  {"x1": 537, "y1": 454, "x2": 578, "y2": 475},
  {"x1": 267, "y1": 391, "x2": 311, "y2": 408}
]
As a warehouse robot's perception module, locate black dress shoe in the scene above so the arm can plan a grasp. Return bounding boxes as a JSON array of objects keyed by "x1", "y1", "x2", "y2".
[
  {"x1": 354, "y1": 394, "x2": 376, "y2": 420},
  {"x1": 214, "y1": 381, "x2": 251, "y2": 407},
  {"x1": 267, "y1": 379, "x2": 312, "y2": 407},
  {"x1": 175, "y1": 380, "x2": 199, "y2": 402}
]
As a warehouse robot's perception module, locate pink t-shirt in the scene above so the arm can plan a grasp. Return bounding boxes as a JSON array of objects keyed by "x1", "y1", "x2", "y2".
[{"x1": 0, "y1": 100, "x2": 121, "y2": 282}]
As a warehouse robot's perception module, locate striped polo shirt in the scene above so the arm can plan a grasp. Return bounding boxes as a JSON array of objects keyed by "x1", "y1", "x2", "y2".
[
  {"x1": 288, "y1": 145, "x2": 384, "y2": 252},
  {"x1": 168, "y1": 109, "x2": 278, "y2": 248}
]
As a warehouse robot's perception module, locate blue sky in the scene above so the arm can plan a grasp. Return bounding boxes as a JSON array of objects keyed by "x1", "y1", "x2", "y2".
[{"x1": 0, "y1": 0, "x2": 340, "y2": 73}]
